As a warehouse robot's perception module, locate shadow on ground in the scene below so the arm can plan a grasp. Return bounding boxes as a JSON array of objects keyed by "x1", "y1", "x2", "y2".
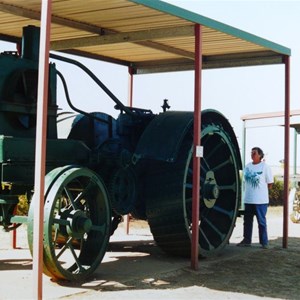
[
  {"x1": 53, "y1": 236, "x2": 300, "y2": 299},
  {"x1": 0, "y1": 258, "x2": 32, "y2": 271}
]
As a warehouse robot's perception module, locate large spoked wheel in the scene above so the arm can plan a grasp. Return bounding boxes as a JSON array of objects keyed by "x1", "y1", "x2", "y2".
[
  {"x1": 184, "y1": 113, "x2": 241, "y2": 256},
  {"x1": 28, "y1": 166, "x2": 111, "y2": 281},
  {"x1": 146, "y1": 110, "x2": 242, "y2": 257}
]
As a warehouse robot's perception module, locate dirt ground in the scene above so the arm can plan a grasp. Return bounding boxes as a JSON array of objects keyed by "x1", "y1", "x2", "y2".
[{"x1": 0, "y1": 206, "x2": 299, "y2": 300}]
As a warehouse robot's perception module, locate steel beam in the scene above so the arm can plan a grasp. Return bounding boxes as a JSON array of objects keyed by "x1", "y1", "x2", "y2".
[
  {"x1": 283, "y1": 55, "x2": 290, "y2": 248},
  {"x1": 51, "y1": 26, "x2": 194, "y2": 50},
  {"x1": 191, "y1": 23, "x2": 202, "y2": 270},
  {"x1": 32, "y1": 0, "x2": 52, "y2": 299}
]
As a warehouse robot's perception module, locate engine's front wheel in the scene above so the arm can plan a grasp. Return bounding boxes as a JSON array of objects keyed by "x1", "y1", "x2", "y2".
[{"x1": 27, "y1": 166, "x2": 111, "y2": 281}]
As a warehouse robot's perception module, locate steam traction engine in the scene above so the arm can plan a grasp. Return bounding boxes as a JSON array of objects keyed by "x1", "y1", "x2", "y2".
[{"x1": 0, "y1": 26, "x2": 242, "y2": 281}]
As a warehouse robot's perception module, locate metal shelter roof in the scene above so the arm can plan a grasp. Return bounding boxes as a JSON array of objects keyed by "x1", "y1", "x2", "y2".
[
  {"x1": 240, "y1": 110, "x2": 300, "y2": 172},
  {"x1": 0, "y1": 1, "x2": 293, "y2": 296},
  {"x1": 0, "y1": 0, "x2": 291, "y2": 74},
  {"x1": 241, "y1": 110, "x2": 300, "y2": 133}
]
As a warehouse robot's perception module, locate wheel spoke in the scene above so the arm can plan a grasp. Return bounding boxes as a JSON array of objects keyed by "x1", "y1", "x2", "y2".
[
  {"x1": 64, "y1": 179, "x2": 95, "y2": 210},
  {"x1": 52, "y1": 217, "x2": 69, "y2": 226},
  {"x1": 78, "y1": 179, "x2": 95, "y2": 199},
  {"x1": 56, "y1": 237, "x2": 73, "y2": 260},
  {"x1": 202, "y1": 217, "x2": 226, "y2": 240},
  {"x1": 205, "y1": 141, "x2": 224, "y2": 161},
  {"x1": 68, "y1": 243, "x2": 85, "y2": 272},
  {"x1": 199, "y1": 227, "x2": 214, "y2": 250},
  {"x1": 64, "y1": 187, "x2": 77, "y2": 210},
  {"x1": 201, "y1": 158, "x2": 210, "y2": 173},
  {"x1": 211, "y1": 157, "x2": 232, "y2": 172},
  {"x1": 218, "y1": 183, "x2": 236, "y2": 192},
  {"x1": 212, "y1": 205, "x2": 234, "y2": 219}
]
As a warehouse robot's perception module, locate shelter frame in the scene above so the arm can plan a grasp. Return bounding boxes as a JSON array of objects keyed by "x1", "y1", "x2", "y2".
[{"x1": 0, "y1": 1, "x2": 291, "y2": 299}]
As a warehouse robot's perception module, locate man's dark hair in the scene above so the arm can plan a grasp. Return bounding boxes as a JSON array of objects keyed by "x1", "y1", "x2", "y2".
[{"x1": 252, "y1": 147, "x2": 264, "y2": 160}]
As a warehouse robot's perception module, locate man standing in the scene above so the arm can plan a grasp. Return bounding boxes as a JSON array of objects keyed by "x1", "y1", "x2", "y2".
[{"x1": 237, "y1": 147, "x2": 273, "y2": 249}]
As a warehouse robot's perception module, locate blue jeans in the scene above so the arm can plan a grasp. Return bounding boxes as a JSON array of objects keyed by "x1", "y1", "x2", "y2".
[{"x1": 243, "y1": 203, "x2": 268, "y2": 245}]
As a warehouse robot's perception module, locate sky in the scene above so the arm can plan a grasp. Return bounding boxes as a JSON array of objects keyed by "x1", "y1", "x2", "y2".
[
  {"x1": 163, "y1": 0, "x2": 300, "y2": 171},
  {"x1": 0, "y1": 1, "x2": 299, "y2": 171}
]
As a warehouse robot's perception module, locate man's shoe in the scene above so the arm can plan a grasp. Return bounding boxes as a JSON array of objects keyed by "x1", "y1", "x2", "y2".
[
  {"x1": 237, "y1": 240, "x2": 251, "y2": 247},
  {"x1": 261, "y1": 244, "x2": 269, "y2": 249}
]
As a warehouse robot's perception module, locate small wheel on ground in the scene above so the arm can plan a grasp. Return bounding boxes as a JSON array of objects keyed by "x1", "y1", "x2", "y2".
[{"x1": 27, "y1": 166, "x2": 111, "y2": 281}]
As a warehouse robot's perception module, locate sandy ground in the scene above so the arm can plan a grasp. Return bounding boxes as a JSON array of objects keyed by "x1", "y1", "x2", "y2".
[{"x1": 0, "y1": 206, "x2": 299, "y2": 300}]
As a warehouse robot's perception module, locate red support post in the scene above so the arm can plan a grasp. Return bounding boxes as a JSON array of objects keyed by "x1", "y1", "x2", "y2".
[
  {"x1": 191, "y1": 24, "x2": 202, "y2": 270},
  {"x1": 32, "y1": 0, "x2": 52, "y2": 299},
  {"x1": 125, "y1": 66, "x2": 134, "y2": 234},
  {"x1": 283, "y1": 55, "x2": 290, "y2": 248},
  {"x1": 11, "y1": 227, "x2": 17, "y2": 249},
  {"x1": 11, "y1": 206, "x2": 17, "y2": 248},
  {"x1": 128, "y1": 66, "x2": 134, "y2": 107}
]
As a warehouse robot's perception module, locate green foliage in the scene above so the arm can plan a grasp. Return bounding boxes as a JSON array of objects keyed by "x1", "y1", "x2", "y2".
[
  {"x1": 269, "y1": 178, "x2": 284, "y2": 206},
  {"x1": 16, "y1": 194, "x2": 29, "y2": 216}
]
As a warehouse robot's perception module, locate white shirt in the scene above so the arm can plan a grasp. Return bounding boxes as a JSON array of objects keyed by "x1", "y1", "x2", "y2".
[{"x1": 243, "y1": 161, "x2": 273, "y2": 204}]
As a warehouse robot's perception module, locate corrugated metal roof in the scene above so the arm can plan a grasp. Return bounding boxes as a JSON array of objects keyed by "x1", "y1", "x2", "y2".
[{"x1": 0, "y1": 0, "x2": 291, "y2": 74}]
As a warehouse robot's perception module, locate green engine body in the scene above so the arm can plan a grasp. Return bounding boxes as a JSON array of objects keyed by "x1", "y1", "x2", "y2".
[
  {"x1": 0, "y1": 26, "x2": 90, "y2": 191},
  {"x1": 0, "y1": 25, "x2": 243, "y2": 281}
]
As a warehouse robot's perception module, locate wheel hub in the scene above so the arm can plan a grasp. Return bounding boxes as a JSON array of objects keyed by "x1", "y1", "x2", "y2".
[
  {"x1": 203, "y1": 170, "x2": 219, "y2": 208},
  {"x1": 67, "y1": 210, "x2": 92, "y2": 239}
]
